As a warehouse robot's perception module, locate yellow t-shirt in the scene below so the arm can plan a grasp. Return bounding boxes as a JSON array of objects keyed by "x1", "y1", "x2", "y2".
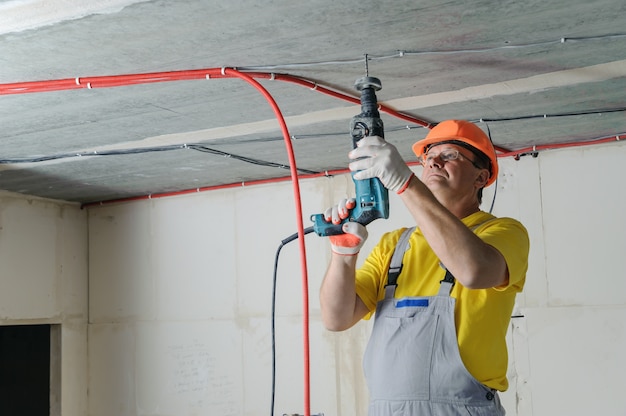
[{"x1": 355, "y1": 211, "x2": 529, "y2": 391}]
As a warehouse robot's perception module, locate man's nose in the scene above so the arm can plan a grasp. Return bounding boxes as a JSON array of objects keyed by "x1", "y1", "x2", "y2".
[{"x1": 428, "y1": 155, "x2": 444, "y2": 168}]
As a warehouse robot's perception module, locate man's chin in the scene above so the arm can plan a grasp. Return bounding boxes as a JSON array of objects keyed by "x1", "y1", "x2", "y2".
[{"x1": 424, "y1": 175, "x2": 446, "y2": 188}]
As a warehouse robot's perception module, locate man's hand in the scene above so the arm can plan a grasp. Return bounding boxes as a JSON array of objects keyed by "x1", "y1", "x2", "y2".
[
  {"x1": 324, "y1": 198, "x2": 368, "y2": 255},
  {"x1": 349, "y1": 136, "x2": 414, "y2": 194}
]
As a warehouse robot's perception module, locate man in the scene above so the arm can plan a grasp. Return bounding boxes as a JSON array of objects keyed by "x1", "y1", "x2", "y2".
[{"x1": 319, "y1": 120, "x2": 529, "y2": 415}]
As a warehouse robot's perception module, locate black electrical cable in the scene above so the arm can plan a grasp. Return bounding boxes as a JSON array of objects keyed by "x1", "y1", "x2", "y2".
[
  {"x1": 0, "y1": 144, "x2": 186, "y2": 164},
  {"x1": 0, "y1": 143, "x2": 320, "y2": 175},
  {"x1": 2, "y1": 107, "x2": 624, "y2": 166},
  {"x1": 239, "y1": 33, "x2": 626, "y2": 71},
  {"x1": 271, "y1": 226, "x2": 314, "y2": 416},
  {"x1": 473, "y1": 106, "x2": 626, "y2": 123},
  {"x1": 484, "y1": 123, "x2": 498, "y2": 214},
  {"x1": 188, "y1": 145, "x2": 319, "y2": 174},
  {"x1": 284, "y1": 106, "x2": 626, "y2": 145}
]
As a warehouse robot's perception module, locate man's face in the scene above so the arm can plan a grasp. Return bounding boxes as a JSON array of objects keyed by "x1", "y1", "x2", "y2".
[{"x1": 420, "y1": 143, "x2": 487, "y2": 199}]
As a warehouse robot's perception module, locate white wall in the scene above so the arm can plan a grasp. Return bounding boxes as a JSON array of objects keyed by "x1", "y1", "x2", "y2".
[
  {"x1": 503, "y1": 143, "x2": 626, "y2": 415},
  {"x1": 0, "y1": 191, "x2": 88, "y2": 416},
  {"x1": 85, "y1": 139, "x2": 626, "y2": 416}
]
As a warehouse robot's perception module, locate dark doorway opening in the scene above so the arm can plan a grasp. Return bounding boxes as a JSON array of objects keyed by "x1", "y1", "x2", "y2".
[{"x1": 0, "y1": 324, "x2": 51, "y2": 416}]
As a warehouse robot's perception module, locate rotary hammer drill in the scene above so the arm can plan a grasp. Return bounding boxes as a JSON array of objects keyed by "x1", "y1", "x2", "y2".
[{"x1": 311, "y1": 76, "x2": 389, "y2": 236}]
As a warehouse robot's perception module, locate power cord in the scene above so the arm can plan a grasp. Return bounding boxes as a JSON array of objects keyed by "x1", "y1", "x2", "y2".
[{"x1": 271, "y1": 227, "x2": 315, "y2": 416}]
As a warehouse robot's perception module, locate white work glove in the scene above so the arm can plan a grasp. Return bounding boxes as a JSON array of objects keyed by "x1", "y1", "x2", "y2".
[
  {"x1": 324, "y1": 198, "x2": 369, "y2": 256},
  {"x1": 349, "y1": 136, "x2": 414, "y2": 194}
]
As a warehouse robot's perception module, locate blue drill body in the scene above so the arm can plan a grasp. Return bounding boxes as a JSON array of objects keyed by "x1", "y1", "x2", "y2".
[{"x1": 311, "y1": 77, "x2": 390, "y2": 236}]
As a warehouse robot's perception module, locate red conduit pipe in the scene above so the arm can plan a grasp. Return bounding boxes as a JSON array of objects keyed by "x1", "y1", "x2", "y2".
[
  {"x1": 221, "y1": 68, "x2": 312, "y2": 416},
  {"x1": 497, "y1": 133, "x2": 626, "y2": 158},
  {"x1": 0, "y1": 68, "x2": 433, "y2": 128},
  {"x1": 0, "y1": 66, "x2": 608, "y2": 155},
  {"x1": 81, "y1": 169, "x2": 349, "y2": 207},
  {"x1": 0, "y1": 68, "x2": 516, "y2": 156},
  {"x1": 252, "y1": 72, "x2": 433, "y2": 128}
]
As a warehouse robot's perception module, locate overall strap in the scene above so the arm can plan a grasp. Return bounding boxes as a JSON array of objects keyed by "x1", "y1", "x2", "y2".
[
  {"x1": 384, "y1": 227, "x2": 416, "y2": 299},
  {"x1": 385, "y1": 218, "x2": 496, "y2": 298},
  {"x1": 437, "y1": 267, "x2": 455, "y2": 296}
]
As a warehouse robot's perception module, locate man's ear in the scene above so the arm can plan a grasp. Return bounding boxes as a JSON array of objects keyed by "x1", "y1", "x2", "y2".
[{"x1": 475, "y1": 169, "x2": 490, "y2": 188}]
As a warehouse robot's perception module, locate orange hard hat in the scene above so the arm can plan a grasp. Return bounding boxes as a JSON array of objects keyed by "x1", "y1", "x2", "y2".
[{"x1": 412, "y1": 120, "x2": 498, "y2": 187}]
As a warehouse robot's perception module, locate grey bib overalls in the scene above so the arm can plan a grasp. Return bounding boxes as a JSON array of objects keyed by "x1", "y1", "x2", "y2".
[{"x1": 362, "y1": 227, "x2": 505, "y2": 415}]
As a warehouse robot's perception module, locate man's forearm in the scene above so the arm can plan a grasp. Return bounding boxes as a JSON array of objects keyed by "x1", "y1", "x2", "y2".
[
  {"x1": 399, "y1": 175, "x2": 508, "y2": 289},
  {"x1": 320, "y1": 253, "x2": 362, "y2": 331}
]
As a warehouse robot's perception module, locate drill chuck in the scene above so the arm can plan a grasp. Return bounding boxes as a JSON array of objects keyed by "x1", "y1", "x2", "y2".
[{"x1": 355, "y1": 76, "x2": 382, "y2": 115}]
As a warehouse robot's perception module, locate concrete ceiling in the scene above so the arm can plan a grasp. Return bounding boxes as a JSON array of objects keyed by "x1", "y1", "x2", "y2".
[{"x1": 1, "y1": 0, "x2": 625, "y2": 205}]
